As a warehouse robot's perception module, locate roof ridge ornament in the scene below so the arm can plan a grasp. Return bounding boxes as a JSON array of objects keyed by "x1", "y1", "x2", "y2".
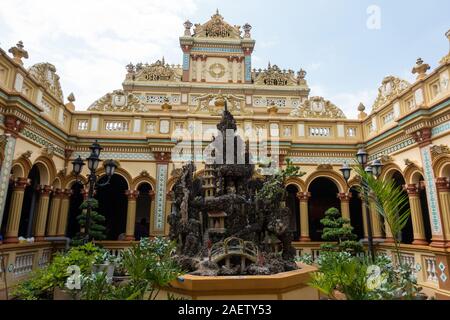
[
  {"x1": 371, "y1": 76, "x2": 410, "y2": 112},
  {"x1": 192, "y1": 10, "x2": 242, "y2": 39},
  {"x1": 289, "y1": 96, "x2": 346, "y2": 119}
]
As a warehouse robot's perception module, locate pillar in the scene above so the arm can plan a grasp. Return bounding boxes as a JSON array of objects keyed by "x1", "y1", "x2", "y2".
[
  {"x1": 4, "y1": 178, "x2": 29, "y2": 243},
  {"x1": 151, "y1": 152, "x2": 170, "y2": 236},
  {"x1": 181, "y1": 44, "x2": 192, "y2": 82},
  {"x1": 56, "y1": 189, "x2": 73, "y2": 237},
  {"x1": 411, "y1": 127, "x2": 446, "y2": 247},
  {"x1": 369, "y1": 197, "x2": 384, "y2": 239},
  {"x1": 359, "y1": 193, "x2": 369, "y2": 239},
  {"x1": 149, "y1": 190, "x2": 156, "y2": 237},
  {"x1": 33, "y1": 185, "x2": 53, "y2": 241},
  {"x1": 0, "y1": 115, "x2": 26, "y2": 231},
  {"x1": 406, "y1": 184, "x2": 428, "y2": 245},
  {"x1": 297, "y1": 192, "x2": 311, "y2": 241},
  {"x1": 164, "y1": 191, "x2": 173, "y2": 236},
  {"x1": 125, "y1": 190, "x2": 139, "y2": 241},
  {"x1": 46, "y1": 189, "x2": 63, "y2": 237},
  {"x1": 436, "y1": 178, "x2": 450, "y2": 244},
  {"x1": 338, "y1": 192, "x2": 351, "y2": 221}
]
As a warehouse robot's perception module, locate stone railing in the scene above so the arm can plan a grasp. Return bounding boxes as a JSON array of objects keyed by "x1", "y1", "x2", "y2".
[{"x1": 0, "y1": 242, "x2": 59, "y2": 299}]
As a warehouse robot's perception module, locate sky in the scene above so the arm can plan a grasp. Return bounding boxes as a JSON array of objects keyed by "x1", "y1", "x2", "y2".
[{"x1": 0, "y1": 0, "x2": 449, "y2": 119}]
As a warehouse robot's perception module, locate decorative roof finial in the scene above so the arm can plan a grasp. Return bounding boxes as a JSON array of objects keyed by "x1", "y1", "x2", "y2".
[
  {"x1": 8, "y1": 40, "x2": 29, "y2": 65},
  {"x1": 243, "y1": 23, "x2": 252, "y2": 38},
  {"x1": 412, "y1": 57, "x2": 430, "y2": 80},
  {"x1": 216, "y1": 8, "x2": 219, "y2": 15},
  {"x1": 183, "y1": 20, "x2": 193, "y2": 36},
  {"x1": 67, "y1": 93, "x2": 76, "y2": 103},
  {"x1": 440, "y1": 29, "x2": 450, "y2": 65},
  {"x1": 358, "y1": 102, "x2": 367, "y2": 120}
]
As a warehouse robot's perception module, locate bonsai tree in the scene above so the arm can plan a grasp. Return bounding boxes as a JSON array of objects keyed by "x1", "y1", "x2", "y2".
[
  {"x1": 73, "y1": 199, "x2": 107, "y2": 244},
  {"x1": 320, "y1": 207, "x2": 363, "y2": 253}
]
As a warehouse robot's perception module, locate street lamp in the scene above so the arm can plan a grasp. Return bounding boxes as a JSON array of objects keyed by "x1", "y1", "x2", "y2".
[
  {"x1": 340, "y1": 148, "x2": 382, "y2": 262},
  {"x1": 72, "y1": 140, "x2": 117, "y2": 242}
]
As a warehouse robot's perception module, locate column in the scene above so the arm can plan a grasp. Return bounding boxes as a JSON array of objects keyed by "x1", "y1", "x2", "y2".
[
  {"x1": 4, "y1": 177, "x2": 29, "y2": 243},
  {"x1": 369, "y1": 197, "x2": 384, "y2": 239},
  {"x1": 164, "y1": 191, "x2": 174, "y2": 236},
  {"x1": 406, "y1": 184, "x2": 428, "y2": 245},
  {"x1": 411, "y1": 128, "x2": 445, "y2": 247},
  {"x1": 297, "y1": 192, "x2": 311, "y2": 241},
  {"x1": 244, "y1": 47, "x2": 253, "y2": 84},
  {"x1": 384, "y1": 218, "x2": 395, "y2": 243},
  {"x1": 151, "y1": 152, "x2": 170, "y2": 236},
  {"x1": 360, "y1": 194, "x2": 369, "y2": 239},
  {"x1": 0, "y1": 115, "x2": 26, "y2": 231},
  {"x1": 33, "y1": 185, "x2": 53, "y2": 241},
  {"x1": 436, "y1": 178, "x2": 450, "y2": 244},
  {"x1": 181, "y1": 45, "x2": 192, "y2": 82},
  {"x1": 338, "y1": 192, "x2": 351, "y2": 221},
  {"x1": 56, "y1": 190, "x2": 73, "y2": 237},
  {"x1": 125, "y1": 190, "x2": 139, "y2": 241},
  {"x1": 46, "y1": 189, "x2": 63, "y2": 237}
]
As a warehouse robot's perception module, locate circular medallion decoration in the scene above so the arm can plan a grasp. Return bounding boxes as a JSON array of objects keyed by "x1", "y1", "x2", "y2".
[{"x1": 208, "y1": 63, "x2": 226, "y2": 79}]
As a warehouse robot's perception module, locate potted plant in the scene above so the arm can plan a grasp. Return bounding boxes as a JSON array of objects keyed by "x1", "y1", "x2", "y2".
[{"x1": 92, "y1": 250, "x2": 115, "y2": 284}]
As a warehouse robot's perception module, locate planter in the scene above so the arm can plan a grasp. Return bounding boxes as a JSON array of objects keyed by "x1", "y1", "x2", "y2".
[
  {"x1": 414, "y1": 293, "x2": 428, "y2": 300},
  {"x1": 92, "y1": 264, "x2": 115, "y2": 283},
  {"x1": 53, "y1": 287, "x2": 79, "y2": 300}
]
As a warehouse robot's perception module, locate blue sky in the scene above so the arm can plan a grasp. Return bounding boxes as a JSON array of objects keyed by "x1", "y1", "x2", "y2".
[{"x1": 0, "y1": 0, "x2": 449, "y2": 118}]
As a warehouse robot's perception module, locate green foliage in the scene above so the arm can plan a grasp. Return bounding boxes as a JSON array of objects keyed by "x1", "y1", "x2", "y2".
[
  {"x1": 309, "y1": 251, "x2": 424, "y2": 300},
  {"x1": 295, "y1": 253, "x2": 313, "y2": 265},
  {"x1": 354, "y1": 164, "x2": 411, "y2": 264},
  {"x1": 73, "y1": 199, "x2": 107, "y2": 243},
  {"x1": 320, "y1": 207, "x2": 363, "y2": 253},
  {"x1": 257, "y1": 158, "x2": 306, "y2": 203},
  {"x1": 13, "y1": 243, "x2": 103, "y2": 300},
  {"x1": 119, "y1": 237, "x2": 183, "y2": 300}
]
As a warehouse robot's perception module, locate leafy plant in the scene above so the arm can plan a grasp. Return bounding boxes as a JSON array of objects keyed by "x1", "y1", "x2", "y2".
[
  {"x1": 13, "y1": 243, "x2": 103, "y2": 300},
  {"x1": 355, "y1": 164, "x2": 411, "y2": 264},
  {"x1": 295, "y1": 253, "x2": 313, "y2": 265},
  {"x1": 257, "y1": 158, "x2": 305, "y2": 203},
  {"x1": 320, "y1": 207, "x2": 363, "y2": 253},
  {"x1": 74, "y1": 199, "x2": 107, "y2": 243},
  {"x1": 120, "y1": 237, "x2": 183, "y2": 300}
]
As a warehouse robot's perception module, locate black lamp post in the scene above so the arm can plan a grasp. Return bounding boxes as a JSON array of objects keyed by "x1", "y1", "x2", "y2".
[
  {"x1": 340, "y1": 147, "x2": 382, "y2": 262},
  {"x1": 72, "y1": 140, "x2": 117, "y2": 243}
]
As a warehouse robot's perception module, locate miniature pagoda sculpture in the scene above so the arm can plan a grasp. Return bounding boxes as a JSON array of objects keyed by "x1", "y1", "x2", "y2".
[{"x1": 168, "y1": 100, "x2": 299, "y2": 276}]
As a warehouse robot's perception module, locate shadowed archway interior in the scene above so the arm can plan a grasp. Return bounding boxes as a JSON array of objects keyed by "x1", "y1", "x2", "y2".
[
  {"x1": 349, "y1": 187, "x2": 364, "y2": 240},
  {"x1": 96, "y1": 174, "x2": 128, "y2": 240},
  {"x1": 135, "y1": 183, "x2": 152, "y2": 240},
  {"x1": 308, "y1": 177, "x2": 340, "y2": 241},
  {"x1": 19, "y1": 165, "x2": 40, "y2": 238},
  {"x1": 391, "y1": 171, "x2": 413, "y2": 244},
  {"x1": 286, "y1": 185, "x2": 300, "y2": 240},
  {"x1": 66, "y1": 182, "x2": 84, "y2": 238}
]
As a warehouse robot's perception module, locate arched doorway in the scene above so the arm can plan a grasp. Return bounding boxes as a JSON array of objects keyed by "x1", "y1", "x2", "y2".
[
  {"x1": 96, "y1": 174, "x2": 128, "y2": 240},
  {"x1": 391, "y1": 171, "x2": 413, "y2": 244},
  {"x1": 19, "y1": 165, "x2": 40, "y2": 238},
  {"x1": 286, "y1": 185, "x2": 300, "y2": 240},
  {"x1": 308, "y1": 177, "x2": 340, "y2": 241},
  {"x1": 349, "y1": 186, "x2": 364, "y2": 240},
  {"x1": 135, "y1": 183, "x2": 152, "y2": 240},
  {"x1": 66, "y1": 182, "x2": 84, "y2": 238}
]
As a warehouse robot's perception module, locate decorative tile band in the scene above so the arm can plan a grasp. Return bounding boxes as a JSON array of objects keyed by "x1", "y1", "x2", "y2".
[
  {"x1": 432, "y1": 120, "x2": 450, "y2": 137},
  {"x1": 289, "y1": 157, "x2": 354, "y2": 165},
  {"x1": 369, "y1": 138, "x2": 416, "y2": 161},
  {"x1": 191, "y1": 47, "x2": 243, "y2": 53},
  {"x1": 420, "y1": 146, "x2": 442, "y2": 235},
  {"x1": 154, "y1": 164, "x2": 168, "y2": 231},
  {"x1": 0, "y1": 135, "x2": 16, "y2": 220},
  {"x1": 183, "y1": 53, "x2": 190, "y2": 71},
  {"x1": 73, "y1": 152, "x2": 155, "y2": 161},
  {"x1": 21, "y1": 128, "x2": 65, "y2": 157},
  {"x1": 245, "y1": 56, "x2": 252, "y2": 82}
]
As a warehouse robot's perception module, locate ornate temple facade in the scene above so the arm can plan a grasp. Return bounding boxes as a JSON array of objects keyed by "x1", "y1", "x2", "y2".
[{"x1": 0, "y1": 12, "x2": 450, "y2": 298}]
